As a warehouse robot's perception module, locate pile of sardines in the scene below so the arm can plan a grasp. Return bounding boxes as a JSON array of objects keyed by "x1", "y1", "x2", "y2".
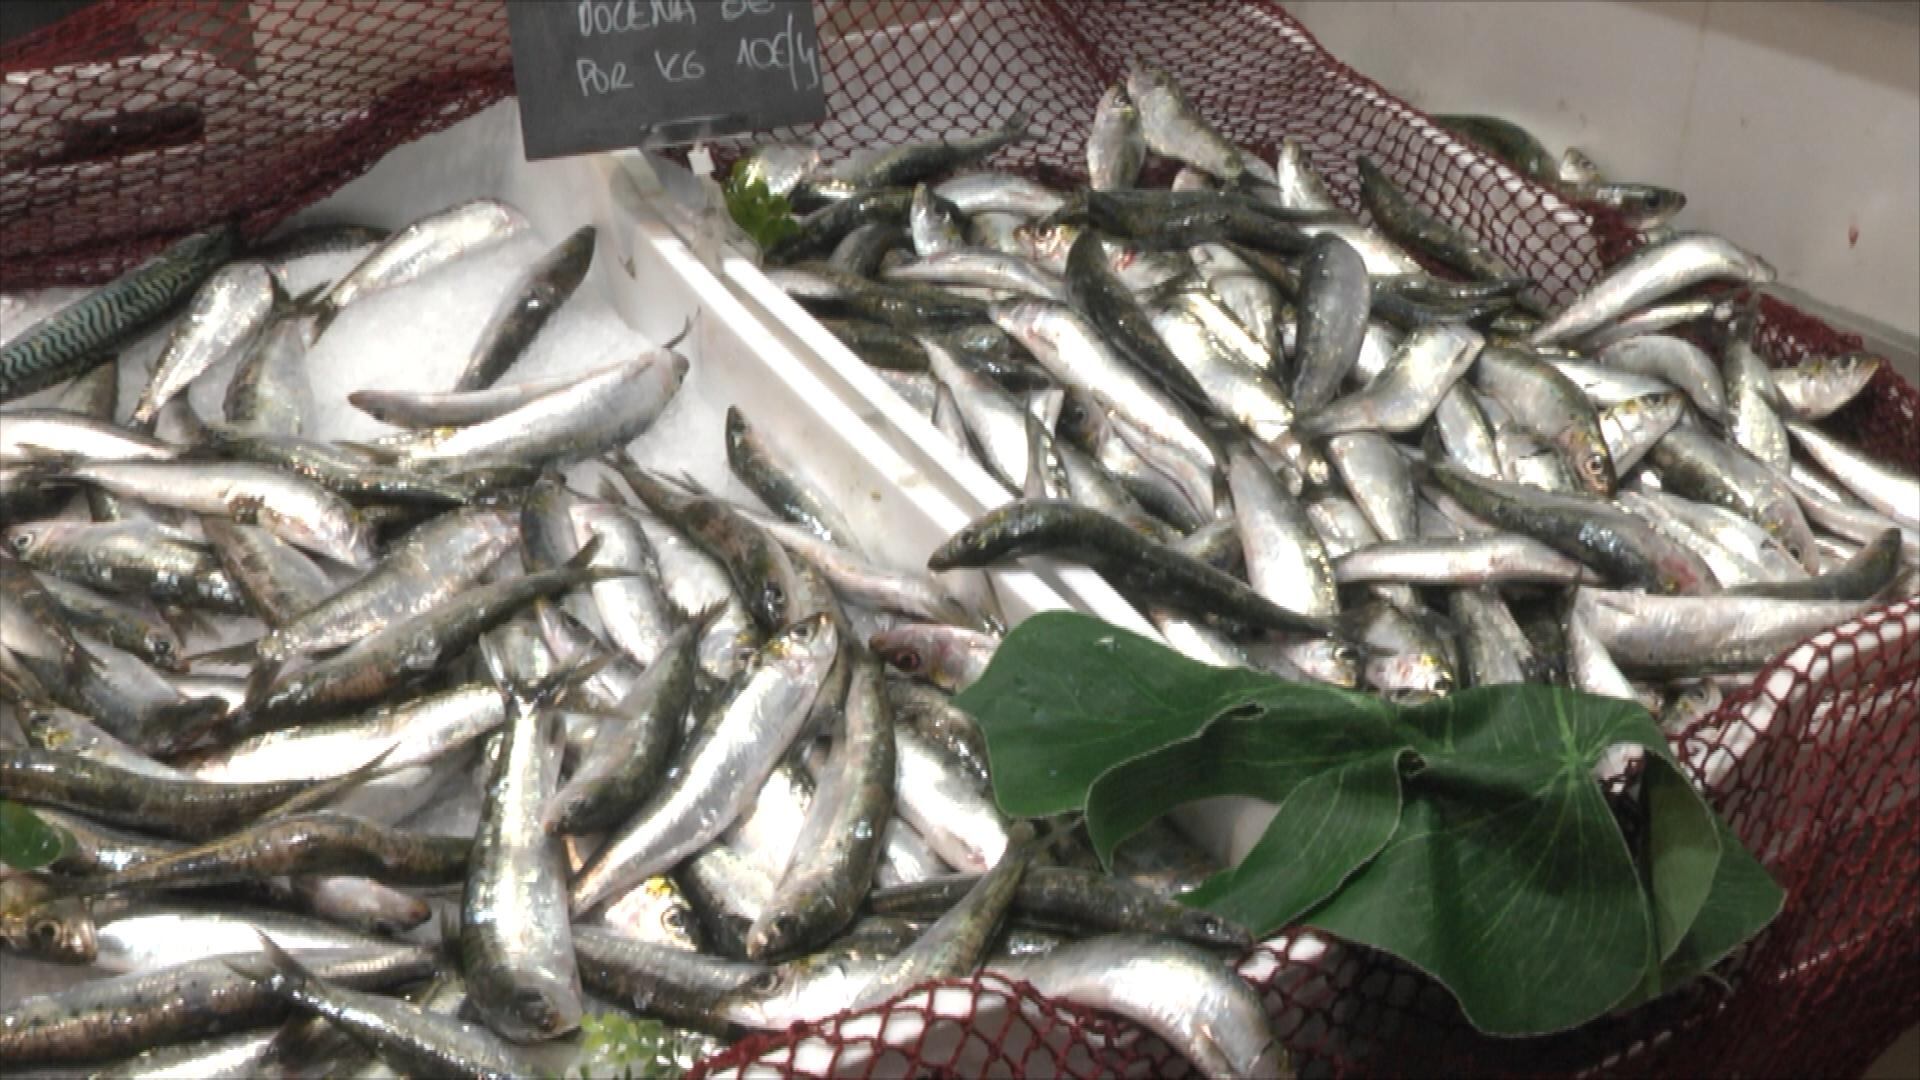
[
  {"x1": 0, "y1": 143, "x2": 1281, "y2": 1080},
  {"x1": 745, "y1": 61, "x2": 1915, "y2": 728}
]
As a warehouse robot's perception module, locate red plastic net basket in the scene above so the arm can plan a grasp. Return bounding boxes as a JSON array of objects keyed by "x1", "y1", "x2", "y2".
[{"x1": 6, "y1": 2, "x2": 1917, "y2": 1076}]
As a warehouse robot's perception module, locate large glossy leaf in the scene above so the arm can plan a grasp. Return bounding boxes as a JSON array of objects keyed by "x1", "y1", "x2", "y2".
[
  {"x1": 956, "y1": 612, "x2": 1271, "y2": 818},
  {"x1": 959, "y1": 617, "x2": 1782, "y2": 1037}
]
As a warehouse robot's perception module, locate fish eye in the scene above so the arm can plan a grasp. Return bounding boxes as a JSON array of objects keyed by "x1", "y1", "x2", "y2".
[
  {"x1": 763, "y1": 584, "x2": 785, "y2": 612},
  {"x1": 746, "y1": 971, "x2": 782, "y2": 995},
  {"x1": 1834, "y1": 354, "x2": 1858, "y2": 373},
  {"x1": 662, "y1": 908, "x2": 688, "y2": 933},
  {"x1": 151, "y1": 639, "x2": 175, "y2": 662},
  {"x1": 6, "y1": 533, "x2": 29, "y2": 553},
  {"x1": 31, "y1": 921, "x2": 61, "y2": 945},
  {"x1": 886, "y1": 648, "x2": 922, "y2": 674},
  {"x1": 1786, "y1": 543, "x2": 1804, "y2": 561},
  {"x1": 1583, "y1": 453, "x2": 1608, "y2": 477},
  {"x1": 1332, "y1": 644, "x2": 1361, "y2": 667}
]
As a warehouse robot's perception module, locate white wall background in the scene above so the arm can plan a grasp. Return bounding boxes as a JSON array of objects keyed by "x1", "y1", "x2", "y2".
[{"x1": 1285, "y1": 1, "x2": 1920, "y2": 355}]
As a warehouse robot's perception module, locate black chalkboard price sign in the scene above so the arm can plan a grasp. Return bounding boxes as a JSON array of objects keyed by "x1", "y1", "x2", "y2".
[{"x1": 506, "y1": 0, "x2": 827, "y2": 160}]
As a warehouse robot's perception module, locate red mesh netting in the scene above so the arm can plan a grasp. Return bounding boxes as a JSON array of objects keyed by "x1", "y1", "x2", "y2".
[{"x1": 5, "y1": 2, "x2": 1917, "y2": 1076}]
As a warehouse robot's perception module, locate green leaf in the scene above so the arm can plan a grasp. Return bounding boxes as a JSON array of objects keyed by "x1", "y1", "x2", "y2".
[
  {"x1": 959, "y1": 619, "x2": 1783, "y2": 1039},
  {"x1": 1657, "y1": 816, "x2": 1785, "y2": 989},
  {"x1": 1642, "y1": 755, "x2": 1721, "y2": 962},
  {"x1": 723, "y1": 164, "x2": 798, "y2": 253},
  {"x1": 1081, "y1": 680, "x2": 1397, "y2": 862},
  {"x1": 1303, "y1": 687, "x2": 1677, "y2": 1035},
  {"x1": 957, "y1": 612, "x2": 1273, "y2": 818},
  {"x1": 1177, "y1": 745, "x2": 1406, "y2": 932},
  {"x1": 0, "y1": 800, "x2": 66, "y2": 871}
]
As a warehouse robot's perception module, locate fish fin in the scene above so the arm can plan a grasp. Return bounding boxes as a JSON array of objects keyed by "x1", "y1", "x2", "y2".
[
  {"x1": 226, "y1": 930, "x2": 311, "y2": 987},
  {"x1": 564, "y1": 533, "x2": 605, "y2": 571},
  {"x1": 661, "y1": 315, "x2": 693, "y2": 351},
  {"x1": 261, "y1": 744, "x2": 400, "y2": 821},
  {"x1": 524, "y1": 652, "x2": 615, "y2": 710}
]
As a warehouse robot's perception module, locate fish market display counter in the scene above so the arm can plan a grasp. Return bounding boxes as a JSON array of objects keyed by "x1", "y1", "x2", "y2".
[{"x1": 2, "y1": 2, "x2": 1917, "y2": 1079}]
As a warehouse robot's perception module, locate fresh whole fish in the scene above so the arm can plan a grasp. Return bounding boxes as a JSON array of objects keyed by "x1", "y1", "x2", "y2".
[
  {"x1": 892, "y1": 726, "x2": 1011, "y2": 874},
  {"x1": 1785, "y1": 420, "x2": 1919, "y2": 530},
  {"x1": 998, "y1": 934, "x2": 1286, "y2": 1080},
  {"x1": 6, "y1": 519, "x2": 246, "y2": 613},
  {"x1": 1267, "y1": 137, "x2": 1343, "y2": 214},
  {"x1": 454, "y1": 225, "x2": 596, "y2": 391},
  {"x1": 0, "y1": 408, "x2": 178, "y2": 464},
  {"x1": 1474, "y1": 344, "x2": 1616, "y2": 494},
  {"x1": 1226, "y1": 444, "x2": 1338, "y2": 618},
  {"x1": 1150, "y1": 299, "x2": 1325, "y2": 486},
  {"x1": 1326, "y1": 432, "x2": 1419, "y2": 543},
  {"x1": 244, "y1": 505, "x2": 517, "y2": 664},
  {"x1": 1530, "y1": 233, "x2": 1775, "y2": 345},
  {"x1": 70, "y1": 811, "x2": 470, "y2": 895},
  {"x1": 1301, "y1": 324, "x2": 1483, "y2": 437},
  {"x1": 35, "y1": 573, "x2": 184, "y2": 671},
  {"x1": 566, "y1": 507, "x2": 670, "y2": 667},
  {"x1": 825, "y1": 114, "x2": 1028, "y2": 192},
  {"x1": 1436, "y1": 464, "x2": 1715, "y2": 594},
  {"x1": 932, "y1": 172, "x2": 1066, "y2": 219},
  {"x1": 388, "y1": 348, "x2": 687, "y2": 468},
  {"x1": 1126, "y1": 62, "x2": 1244, "y2": 182},
  {"x1": 311, "y1": 198, "x2": 529, "y2": 334},
  {"x1": 1647, "y1": 430, "x2": 1820, "y2": 570},
  {"x1": 908, "y1": 184, "x2": 966, "y2": 257},
  {"x1": 231, "y1": 935, "x2": 533, "y2": 1079},
  {"x1": 1, "y1": 226, "x2": 235, "y2": 404},
  {"x1": 748, "y1": 653, "x2": 896, "y2": 958},
  {"x1": 882, "y1": 250, "x2": 1068, "y2": 303},
  {"x1": 1356, "y1": 156, "x2": 1516, "y2": 283},
  {"x1": 0, "y1": 945, "x2": 434, "y2": 1065},
  {"x1": 1065, "y1": 231, "x2": 1213, "y2": 410},
  {"x1": 1291, "y1": 232, "x2": 1372, "y2": 412},
  {"x1": 543, "y1": 611, "x2": 706, "y2": 836},
  {"x1": 1572, "y1": 587, "x2": 1882, "y2": 674},
  {"x1": 129, "y1": 261, "x2": 278, "y2": 429},
  {"x1": 1596, "y1": 335, "x2": 1725, "y2": 418},
  {"x1": 930, "y1": 499, "x2": 1344, "y2": 638},
  {"x1": 244, "y1": 542, "x2": 619, "y2": 729},
  {"x1": 992, "y1": 299, "x2": 1220, "y2": 520},
  {"x1": 871, "y1": 866, "x2": 1249, "y2": 949},
  {"x1": 571, "y1": 614, "x2": 839, "y2": 915},
  {"x1": 725, "y1": 406, "x2": 863, "y2": 553},
  {"x1": 463, "y1": 687, "x2": 583, "y2": 1041},
  {"x1": 52, "y1": 460, "x2": 374, "y2": 567},
  {"x1": 350, "y1": 358, "x2": 625, "y2": 429},
  {"x1": 1088, "y1": 83, "x2": 1147, "y2": 191},
  {"x1": 1336, "y1": 534, "x2": 1599, "y2": 586}
]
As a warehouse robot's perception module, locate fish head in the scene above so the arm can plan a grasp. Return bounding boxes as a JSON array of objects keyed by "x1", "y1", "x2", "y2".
[
  {"x1": 762, "y1": 613, "x2": 839, "y2": 673},
  {"x1": 1123, "y1": 60, "x2": 1176, "y2": 105},
  {"x1": 1563, "y1": 429, "x2": 1617, "y2": 496},
  {"x1": 1368, "y1": 651, "x2": 1454, "y2": 704},
  {"x1": 925, "y1": 500, "x2": 1064, "y2": 572},
  {"x1": 0, "y1": 880, "x2": 94, "y2": 963},
  {"x1": 1009, "y1": 224, "x2": 1079, "y2": 272},
  {"x1": 17, "y1": 703, "x2": 84, "y2": 751},
  {"x1": 2, "y1": 522, "x2": 58, "y2": 559}
]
